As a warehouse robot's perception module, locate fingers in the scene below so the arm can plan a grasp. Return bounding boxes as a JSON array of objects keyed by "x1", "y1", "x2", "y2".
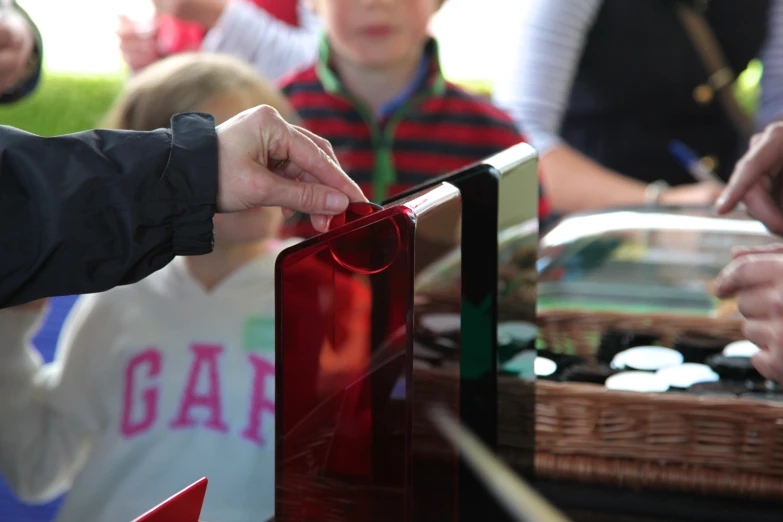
[
  {"x1": 718, "y1": 124, "x2": 783, "y2": 213},
  {"x1": 741, "y1": 184, "x2": 783, "y2": 235},
  {"x1": 276, "y1": 120, "x2": 367, "y2": 203},
  {"x1": 732, "y1": 244, "x2": 783, "y2": 259},
  {"x1": 310, "y1": 215, "x2": 331, "y2": 233},
  {"x1": 294, "y1": 125, "x2": 340, "y2": 166},
  {"x1": 714, "y1": 254, "x2": 783, "y2": 298},
  {"x1": 751, "y1": 350, "x2": 783, "y2": 382},
  {"x1": 736, "y1": 285, "x2": 783, "y2": 319},
  {"x1": 259, "y1": 174, "x2": 349, "y2": 216}
]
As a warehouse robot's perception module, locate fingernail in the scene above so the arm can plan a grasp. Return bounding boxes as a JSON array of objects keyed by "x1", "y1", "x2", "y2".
[
  {"x1": 326, "y1": 192, "x2": 349, "y2": 212},
  {"x1": 716, "y1": 195, "x2": 727, "y2": 208}
]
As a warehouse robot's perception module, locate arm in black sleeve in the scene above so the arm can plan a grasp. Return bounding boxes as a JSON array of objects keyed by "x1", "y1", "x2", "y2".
[
  {"x1": 0, "y1": 2, "x2": 43, "y2": 104},
  {"x1": 0, "y1": 113, "x2": 218, "y2": 308}
]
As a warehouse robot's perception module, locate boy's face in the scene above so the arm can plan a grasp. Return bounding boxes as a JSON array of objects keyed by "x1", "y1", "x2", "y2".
[{"x1": 309, "y1": 0, "x2": 440, "y2": 69}]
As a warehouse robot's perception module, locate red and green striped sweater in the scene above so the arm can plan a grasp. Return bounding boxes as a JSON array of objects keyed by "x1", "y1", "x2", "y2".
[{"x1": 280, "y1": 37, "x2": 551, "y2": 227}]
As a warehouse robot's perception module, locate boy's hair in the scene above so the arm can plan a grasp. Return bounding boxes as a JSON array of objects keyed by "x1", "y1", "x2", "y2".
[{"x1": 103, "y1": 52, "x2": 296, "y2": 132}]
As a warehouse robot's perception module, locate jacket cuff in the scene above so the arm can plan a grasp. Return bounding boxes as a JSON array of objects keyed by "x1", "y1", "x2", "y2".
[{"x1": 166, "y1": 113, "x2": 218, "y2": 256}]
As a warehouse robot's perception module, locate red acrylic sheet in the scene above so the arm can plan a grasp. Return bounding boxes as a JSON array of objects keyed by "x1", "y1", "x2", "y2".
[
  {"x1": 275, "y1": 184, "x2": 463, "y2": 522},
  {"x1": 131, "y1": 477, "x2": 207, "y2": 522}
]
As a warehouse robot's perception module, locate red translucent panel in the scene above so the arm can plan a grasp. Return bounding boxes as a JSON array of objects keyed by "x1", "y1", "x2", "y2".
[
  {"x1": 131, "y1": 477, "x2": 207, "y2": 522},
  {"x1": 328, "y1": 203, "x2": 401, "y2": 275},
  {"x1": 277, "y1": 208, "x2": 414, "y2": 522},
  {"x1": 276, "y1": 186, "x2": 464, "y2": 522}
]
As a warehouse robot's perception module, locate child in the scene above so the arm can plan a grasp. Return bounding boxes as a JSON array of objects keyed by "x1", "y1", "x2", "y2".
[
  {"x1": 0, "y1": 53, "x2": 297, "y2": 522},
  {"x1": 119, "y1": 0, "x2": 320, "y2": 82},
  {"x1": 280, "y1": 0, "x2": 550, "y2": 237}
]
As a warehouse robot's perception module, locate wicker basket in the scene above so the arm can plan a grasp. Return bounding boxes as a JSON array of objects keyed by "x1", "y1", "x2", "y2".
[
  {"x1": 537, "y1": 309, "x2": 745, "y2": 358},
  {"x1": 532, "y1": 308, "x2": 783, "y2": 500}
]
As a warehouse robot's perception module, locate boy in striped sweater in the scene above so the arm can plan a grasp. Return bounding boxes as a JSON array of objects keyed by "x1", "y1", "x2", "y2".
[{"x1": 280, "y1": 0, "x2": 549, "y2": 235}]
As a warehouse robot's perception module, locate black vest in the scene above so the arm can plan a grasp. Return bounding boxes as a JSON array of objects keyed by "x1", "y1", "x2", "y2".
[{"x1": 560, "y1": 0, "x2": 770, "y2": 185}]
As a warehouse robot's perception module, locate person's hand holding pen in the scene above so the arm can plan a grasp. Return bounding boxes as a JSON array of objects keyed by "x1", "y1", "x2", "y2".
[
  {"x1": 665, "y1": 139, "x2": 726, "y2": 205},
  {"x1": 717, "y1": 122, "x2": 783, "y2": 235}
]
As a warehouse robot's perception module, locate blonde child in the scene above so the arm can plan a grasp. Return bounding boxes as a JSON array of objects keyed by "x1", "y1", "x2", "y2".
[{"x1": 0, "y1": 53, "x2": 297, "y2": 522}]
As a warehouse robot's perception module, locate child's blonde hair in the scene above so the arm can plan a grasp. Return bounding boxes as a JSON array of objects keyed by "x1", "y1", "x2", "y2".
[{"x1": 104, "y1": 52, "x2": 297, "y2": 131}]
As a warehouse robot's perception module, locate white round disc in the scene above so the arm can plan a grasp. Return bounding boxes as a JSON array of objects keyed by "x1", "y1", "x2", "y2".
[
  {"x1": 723, "y1": 340, "x2": 760, "y2": 358},
  {"x1": 611, "y1": 346, "x2": 683, "y2": 371},
  {"x1": 605, "y1": 371, "x2": 670, "y2": 393},
  {"x1": 655, "y1": 363, "x2": 719, "y2": 389},
  {"x1": 534, "y1": 357, "x2": 558, "y2": 377}
]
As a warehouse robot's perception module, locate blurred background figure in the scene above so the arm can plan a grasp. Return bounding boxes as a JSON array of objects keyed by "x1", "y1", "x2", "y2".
[
  {"x1": 279, "y1": 0, "x2": 549, "y2": 238},
  {"x1": 0, "y1": 0, "x2": 41, "y2": 103},
  {"x1": 0, "y1": 53, "x2": 297, "y2": 522},
  {"x1": 494, "y1": 0, "x2": 783, "y2": 215},
  {"x1": 117, "y1": 0, "x2": 320, "y2": 81}
]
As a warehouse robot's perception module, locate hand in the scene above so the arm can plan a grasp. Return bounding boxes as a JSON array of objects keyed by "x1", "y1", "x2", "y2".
[
  {"x1": 152, "y1": 0, "x2": 228, "y2": 29},
  {"x1": 731, "y1": 244, "x2": 783, "y2": 260},
  {"x1": 714, "y1": 254, "x2": 783, "y2": 382},
  {"x1": 658, "y1": 181, "x2": 724, "y2": 206},
  {"x1": 0, "y1": 9, "x2": 34, "y2": 93},
  {"x1": 717, "y1": 123, "x2": 783, "y2": 235},
  {"x1": 215, "y1": 105, "x2": 367, "y2": 233},
  {"x1": 117, "y1": 16, "x2": 161, "y2": 73}
]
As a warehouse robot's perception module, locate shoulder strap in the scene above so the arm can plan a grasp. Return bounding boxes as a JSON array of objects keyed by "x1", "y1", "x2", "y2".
[{"x1": 674, "y1": 2, "x2": 755, "y2": 140}]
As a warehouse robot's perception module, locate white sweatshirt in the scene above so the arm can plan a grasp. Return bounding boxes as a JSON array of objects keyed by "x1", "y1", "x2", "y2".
[
  {"x1": 0, "y1": 240, "x2": 297, "y2": 522},
  {"x1": 201, "y1": 0, "x2": 321, "y2": 82}
]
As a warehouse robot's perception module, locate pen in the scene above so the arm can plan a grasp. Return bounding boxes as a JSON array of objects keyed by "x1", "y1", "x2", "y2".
[
  {"x1": 669, "y1": 140, "x2": 748, "y2": 212},
  {"x1": 668, "y1": 140, "x2": 724, "y2": 184}
]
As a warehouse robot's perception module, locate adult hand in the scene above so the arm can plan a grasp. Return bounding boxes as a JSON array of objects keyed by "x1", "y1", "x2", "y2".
[
  {"x1": 117, "y1": 15, "x2": 161, "y2": 73},
  {"x1": 0, "y1": 9, "x2": 34, "y2": 93},
  {"x1": 717, "y1": 123, "x2": 783, "y2": 236},
  {"x1": 152, "y1": 0, "x2": 228, "y2": 29},
  {"x1": 731, "y1": 244, "x2": 783, "y2": 260},
  {"x1": 714, "y1": 253, "x2": 783, "y2": 382},
  {"x1": 215, "y1": 105, "x2": 367, "y2": 232},
  {"x1": 658, "y1": 181, "x2": 724, "y2": 206}
]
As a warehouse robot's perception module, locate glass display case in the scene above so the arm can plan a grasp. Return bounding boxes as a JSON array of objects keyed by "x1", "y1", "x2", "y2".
[{"x1": 538, "y1": 207, "x2": 778, "y2": 316}]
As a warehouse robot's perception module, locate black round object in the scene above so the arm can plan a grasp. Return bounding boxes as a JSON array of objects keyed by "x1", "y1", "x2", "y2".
[
  {"x1": 686, "y1": 381, "x2": 746, "y2": 397},
  {"x1": 705, "y1": 354, "x2": 764, "y2": 382},
  {"x1": 673, "y1": 332, "x2": 732, "y2": 364},
  {"x1": 741, "y1": 392, "x2": 783, "y2": 403},
  {"x1": 560, "y1": 363, "x2": 617, "y2": 385},
  {"x1": 597, "y1": 329, "x2": 660, "y2": 364},
  {"x1": 537, "y1": 349, "x2": 587, "y2": 375}
]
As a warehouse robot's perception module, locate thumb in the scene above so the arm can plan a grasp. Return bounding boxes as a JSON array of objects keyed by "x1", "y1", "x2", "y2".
[{"x1": 258, "y1": 174, "x2": 350, "y2": 215}]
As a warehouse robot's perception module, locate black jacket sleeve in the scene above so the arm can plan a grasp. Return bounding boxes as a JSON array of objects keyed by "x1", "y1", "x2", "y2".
[
  {"x1": 0, "y1": 2, "x2": 43, "y2": 104},
  {"x1": 0, "y1": 113, "x2": 218, "y2": 308}
]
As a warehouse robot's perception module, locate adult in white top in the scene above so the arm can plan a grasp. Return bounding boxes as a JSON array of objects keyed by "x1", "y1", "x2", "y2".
[{"x1": 494, "y1": 0, "x2": 783, "y2": 214}]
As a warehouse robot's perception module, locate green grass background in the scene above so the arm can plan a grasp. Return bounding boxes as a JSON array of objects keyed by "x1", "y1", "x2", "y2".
[{"x1": 0, "y1": 72, "x2": 125, "y2": 135}]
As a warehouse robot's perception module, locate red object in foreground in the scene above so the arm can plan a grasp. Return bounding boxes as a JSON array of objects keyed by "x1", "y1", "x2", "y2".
[
  {"x1": 131, "y1": 478, "x2": 208, "y2": 522},
  {"x1": 276, "y1": 183, "x2": 465, "y2": 522}
]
